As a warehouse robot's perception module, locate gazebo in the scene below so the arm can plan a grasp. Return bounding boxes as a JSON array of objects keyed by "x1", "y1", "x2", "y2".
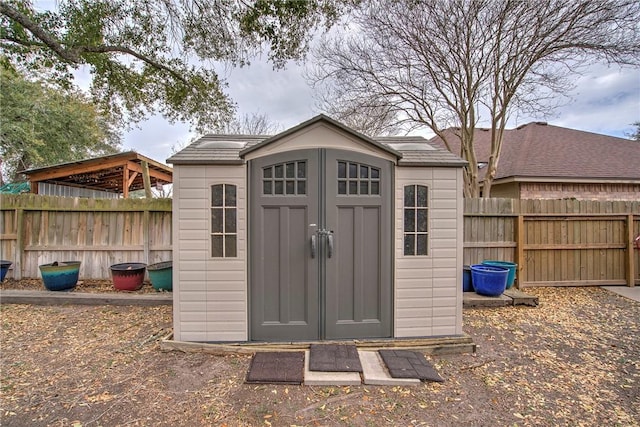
[{"x1": 21, "y1": 151, "x2": 173, "y2": 198}]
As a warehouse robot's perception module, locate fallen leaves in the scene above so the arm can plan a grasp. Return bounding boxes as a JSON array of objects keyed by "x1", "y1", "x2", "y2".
[{"x1": 0, "y1": 287, "x2": 639, "y2": 426}]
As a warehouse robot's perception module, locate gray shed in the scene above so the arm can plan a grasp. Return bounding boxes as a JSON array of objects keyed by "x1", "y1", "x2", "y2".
[{"x1": 167, "y1": 115, "x2": 467, "y2": 342}]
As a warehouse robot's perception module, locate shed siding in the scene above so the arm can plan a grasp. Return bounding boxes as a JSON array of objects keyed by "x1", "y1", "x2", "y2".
[
  {"x1": 394, "y1": 167, "x2": 463, "y2": 337},
  {"x1": 173, "y1": 165, "x2": 247, "y2": 342}
]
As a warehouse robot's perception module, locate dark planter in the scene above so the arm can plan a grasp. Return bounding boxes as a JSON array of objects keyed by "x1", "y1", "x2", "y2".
[
  {"x1": 110, "y1": 263, "x2": 147, "y2": 291},
  {"x1": 39, "y1": 261, "x2": 81, "y2": 291},
  {"x1": 462, "y1": 265, "x2": 473, "y2": 292},
  {"x1": 147, "y1": 261, "x2": 172, "y2": 291},
  {"x1": 1, "y1": 260, "x2": 12, "y2": 282}
]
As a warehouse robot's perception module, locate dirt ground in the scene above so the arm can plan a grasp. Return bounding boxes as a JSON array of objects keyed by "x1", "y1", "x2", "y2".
[
  {"x1": 1, "y1": 286, "x2": 639, "y2": 427},
  {"x1": 0, "y1": 278, "x2": 160, "y2": 294}
]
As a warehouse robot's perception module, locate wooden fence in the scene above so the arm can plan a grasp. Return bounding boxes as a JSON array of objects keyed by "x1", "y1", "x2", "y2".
[
  {"x1": 0, "y1": 194, "x2": 171, "y2": 279},
  {"x1": 464, "y1": 199, "x2": 640, "y2": 287},
  {"x1": 1, "y1": 195, "x2": 638, "y2": 286}
]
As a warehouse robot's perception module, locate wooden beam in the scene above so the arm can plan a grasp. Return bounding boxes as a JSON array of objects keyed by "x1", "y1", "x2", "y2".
[
  {"x1": 23, "y1": 244, "x2": 172, "y2": 251},
  {"x1": 524, "y1": 243, "x2": 627, "y2": 250},
  {"x1": 126, "y1": 160, "x2": 172, "y2": 183},
  {"x1": 141, "y1": 161, "x2": 152, "y2": 198},
  {"x1": 27, "y1": 157, "x2": 132, "y2": 182},
  {"x1": 520, "y1": 280, "x2": 627, "y2": 287},
  {"x1": 127, "y1": 171, "x2": 139, "y2": 188},
  {"x1": 464, "y1": 241, "x2": 517, "y2": 248},
  {"x1": 122, "y1": 165, "x2": 129, "y2": 198}
]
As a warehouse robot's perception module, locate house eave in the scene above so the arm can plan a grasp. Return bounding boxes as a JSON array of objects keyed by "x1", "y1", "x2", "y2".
[{"x1": 489, "y1": 176, "x2": 640, "y2": 186}]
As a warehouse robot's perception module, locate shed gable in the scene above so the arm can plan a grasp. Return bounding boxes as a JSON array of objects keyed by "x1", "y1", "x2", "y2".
[{"x1": 241, "y1": 115, "x2": 400, "y2": 162}]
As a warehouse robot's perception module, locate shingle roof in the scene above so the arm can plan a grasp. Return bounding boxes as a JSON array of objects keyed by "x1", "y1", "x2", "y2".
[
  {"x1": 166, "y1": 134, "x2": 266, "y2": 165},
  {"x1": 428, "y1": 122, "x2": 640, "y2": 181},
  {"x1": 167, "y1": 116, "x2": 466, "y2": 167}
]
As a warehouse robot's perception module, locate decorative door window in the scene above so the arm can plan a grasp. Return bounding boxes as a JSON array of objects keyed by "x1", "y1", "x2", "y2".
[
  {"x1": 211, "y1": 184, "x2": 237, "y2": 257},
  {"x1": 337, "y1": 161, "x2": 380, "y2": 195},
  {"x1": 403, "y1": 184, "x2": 428, "y2": 256},
  {"x1": 262, "y1": 161, "x2": 307, "y2": 195}
]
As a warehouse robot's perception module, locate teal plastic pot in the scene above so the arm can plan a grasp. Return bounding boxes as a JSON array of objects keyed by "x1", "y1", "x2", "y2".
[
  {"x1": 147, "y1": 261, "x2": 172, "y2": 291},
  {"x1": 39, "y1": 261, "x2": 81, "y2": 291},
  {"x1": 482, "y1": 260, "x2": 517, "y2": 289}
]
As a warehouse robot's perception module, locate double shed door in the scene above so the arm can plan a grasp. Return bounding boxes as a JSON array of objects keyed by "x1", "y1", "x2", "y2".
[{"x1": 249, "y1": 149, "x2": 392, "y2": 341}]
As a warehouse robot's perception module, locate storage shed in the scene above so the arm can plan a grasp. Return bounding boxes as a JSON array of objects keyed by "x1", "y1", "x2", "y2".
[{"x1": 167, "y1": 115, "x2": 467, "y2": 342}]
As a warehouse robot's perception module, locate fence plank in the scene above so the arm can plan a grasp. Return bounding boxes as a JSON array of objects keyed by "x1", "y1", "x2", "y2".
[
  {"x1": 0, "y1": 194, "x2": 172, "y2": 279},
  {"x1": 2, "y1": 195, "x2": 638, "y2": 284}
]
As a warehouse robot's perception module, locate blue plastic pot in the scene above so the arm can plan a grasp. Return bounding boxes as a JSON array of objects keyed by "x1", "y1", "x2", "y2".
[
  {"x1": 39, "y1": 261, "x2": 81, "y2": 291},
  {"x1": 462, "y1": 265, "x2": 473, "y2": 292},
  {"x1": 482, "y1": 260, "x2": 517, "y2": 289},
  {"x1": 0, "y1": 260, "x2": 12, "y2": 282},
  {"x1": 471, "y1": 264, "x2": 509, "y2": 297}
]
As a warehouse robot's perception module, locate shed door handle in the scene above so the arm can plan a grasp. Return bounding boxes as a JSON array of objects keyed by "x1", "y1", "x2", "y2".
[
  {"x1": 310, "y1": 234, "x2": 317, "y2": 258},
  {"x1": 327, "y1": 232, "x2": 334, "y2": 258}
]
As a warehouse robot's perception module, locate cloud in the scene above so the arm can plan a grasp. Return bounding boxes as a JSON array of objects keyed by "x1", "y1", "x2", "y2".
[{"x1": 124, "y1": 60, "x2": 639, "y2": 164}]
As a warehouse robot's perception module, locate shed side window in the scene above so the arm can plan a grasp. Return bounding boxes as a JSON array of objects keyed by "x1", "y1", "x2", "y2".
[
  {"x1": 403, "y1": 184, "x2": 428, "y2": 256},
  {"x1": 211, "y1": 184, "x2": 237, "y2": 258}
]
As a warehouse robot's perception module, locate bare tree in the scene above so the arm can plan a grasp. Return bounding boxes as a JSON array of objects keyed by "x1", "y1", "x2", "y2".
[
  {"x1": 628, "y1": 122, "x2": 640, "y2": 141},
  {"x1": 313, "y1": 82, "x2": 405, "y2": 136},
  {"x1": 308, "y1": 0, "x2": 640, "y2": 197},
  {"x1": 214, "y1": 112, "x2": 282, "y2": 135}
]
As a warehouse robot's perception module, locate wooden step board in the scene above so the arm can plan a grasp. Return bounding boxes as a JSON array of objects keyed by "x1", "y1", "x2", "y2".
[{"x1": 463, "y1": 288, "x2": 539, "y2": 308}]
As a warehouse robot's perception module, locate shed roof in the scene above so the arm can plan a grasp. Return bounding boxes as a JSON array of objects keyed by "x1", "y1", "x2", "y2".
[
  {"x1": 168, "y1": 116, "x2": 466, "y2": 167},
  {"x1": 21, "y1": 151, "x2": 173, "y2": 197},
  {"x1": 428, "y1": 122, "x2": 640, "y2": 181}
]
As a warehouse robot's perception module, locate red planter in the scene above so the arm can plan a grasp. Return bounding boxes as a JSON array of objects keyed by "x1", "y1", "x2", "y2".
[{"x1": 110, "y1": 263, "x2": 146, "y2": 291}]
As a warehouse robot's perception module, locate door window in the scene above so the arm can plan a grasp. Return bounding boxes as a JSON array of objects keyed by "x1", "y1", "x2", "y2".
[
  {"x1": 262, "y1": 161, "x2": 307, "y2": 195},
  {"x1": 337, "y1": 161, "x2": 380, "y2": 195}
]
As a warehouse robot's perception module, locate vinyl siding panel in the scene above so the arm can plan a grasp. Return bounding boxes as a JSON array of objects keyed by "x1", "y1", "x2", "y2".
[
  {"x1": 173, "y1": 164, "x2": 248, "y2": 341},
  {"x1": 394, "y1": 166, "x2": 463, "y2": 338}
]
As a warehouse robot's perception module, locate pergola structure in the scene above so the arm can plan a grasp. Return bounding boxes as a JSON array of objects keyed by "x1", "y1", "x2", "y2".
[{"x1": 22, "y1": 151, "x2": 173, "y2": 198}]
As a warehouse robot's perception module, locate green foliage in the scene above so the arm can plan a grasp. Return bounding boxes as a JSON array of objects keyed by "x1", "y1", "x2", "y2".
[
  {"x1": 0, "y1": 0, "x2": 342, "y2": 132},
  {"x1": 0, "y1": 65, "x2": 121, "y2": 181}
]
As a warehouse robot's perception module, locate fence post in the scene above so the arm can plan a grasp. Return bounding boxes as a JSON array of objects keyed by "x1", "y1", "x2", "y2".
[
  {"x1": 515, "y1": 214, "x2": 525, "y2": 288},
  {"x1": 143, "y1": 208, "x2": 150, "y2": 266},
  {"x1": 627, "y1": 214, "x2": 635, "y2": 287},
  {"x1": 14, "y1": 208, "x2": 24, "y2": 280}
]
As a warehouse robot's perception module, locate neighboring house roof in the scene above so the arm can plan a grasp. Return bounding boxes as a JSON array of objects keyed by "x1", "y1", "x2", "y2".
[
  {"x1": 168, "y1": 115, "x2": 467, "y2": 167},
  {"x1": 428, "y1": 122, "x2": 640, "y2": 182},
  {"x1": 21, "y1": 151, "x2": 173, "y2": 195}
]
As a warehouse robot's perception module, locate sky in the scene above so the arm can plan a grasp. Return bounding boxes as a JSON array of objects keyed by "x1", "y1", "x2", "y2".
[
  {"x1": 123, "y1": 60, "x2": 640, "y2": 165},
  {"x1": 30, "y1": 0, "x2": 640, "y2": 165}
]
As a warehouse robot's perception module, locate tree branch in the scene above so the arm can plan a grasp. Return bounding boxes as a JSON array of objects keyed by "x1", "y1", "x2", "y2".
[
  {"x1": 0, "y1": 1, "x2": 78, "y2": 62},
  {"x1": 0, "y1": 1, "x2": 189, "y2": 85},
  {"x1": 78, "y1": 45, "x2": 189, "y2": 85}
]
